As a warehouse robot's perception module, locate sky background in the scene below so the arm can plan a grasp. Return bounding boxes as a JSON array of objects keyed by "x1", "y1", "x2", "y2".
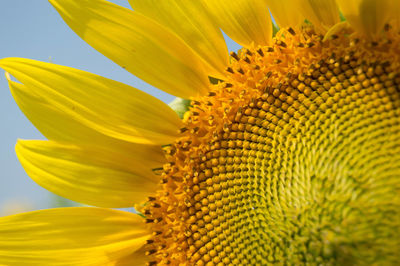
[{"x1": 0, "y1": 0, "x2": 241, "y2": 214}]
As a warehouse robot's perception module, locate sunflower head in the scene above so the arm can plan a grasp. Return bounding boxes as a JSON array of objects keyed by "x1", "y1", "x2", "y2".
[
  {"x1": 1, "y1": 0, "x2": 400, "y2": 265},
  {"x1": 144, "y1": 22, "x2": 400, "y2": 264}
]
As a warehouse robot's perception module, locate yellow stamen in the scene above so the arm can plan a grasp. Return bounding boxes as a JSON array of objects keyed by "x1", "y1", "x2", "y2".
[{"x1": 143, "y1": 25, "x2": 400, "y2": 264}]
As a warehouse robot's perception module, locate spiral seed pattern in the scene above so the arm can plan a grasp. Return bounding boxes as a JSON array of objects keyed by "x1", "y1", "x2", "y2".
[{"x1": 143, "y1": 26, "x2": 400, "y2": 265}]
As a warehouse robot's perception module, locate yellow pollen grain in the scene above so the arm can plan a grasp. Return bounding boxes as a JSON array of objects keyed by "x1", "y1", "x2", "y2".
[{"x1": 141, "y1": 25, "x2": 400, "y2": 265}]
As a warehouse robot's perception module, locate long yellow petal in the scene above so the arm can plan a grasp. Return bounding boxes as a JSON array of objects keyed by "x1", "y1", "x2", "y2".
[
  {"x1": 8, "y1": 76, "x2": 100, "y2": 143},
  {"x1": 129, "y1": 0, "x2": 228, "y2": 79},
  {"x1": 0, "y1": 207, "x2": 149, "y2": 265},
  {"x1": 264, "y1": 0, "x2": 304, "y2": 29},
  {"x1": 7, "y1": 75, "x2": 166, "y2": 167},
  {"x1": 9, "y1": 76, "x2": 165, "y2": 208},
  {"x1": 16, "y1": 140, "x2": 160, "y2": 208},
  {"x1": 0, "y1": 58, "x2": 181, "y2": 145},
  {"x1": 296, "y1": 0, "x2": 340, "y2": 32},
  {"x1": 117, "y1": 246, "x2": 149, "y2": 266},
  {"x1": 336, "y1": 0, "x2": 395, "y2": 37},
  {"x1": 49, "y1": 0, "x2": 210, "y2": 98},
  {"x1": 202, "y1": 0, "x2": 272, "y2": 47}
]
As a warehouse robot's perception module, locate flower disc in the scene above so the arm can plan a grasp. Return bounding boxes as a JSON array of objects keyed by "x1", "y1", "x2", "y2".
[{"x1": 144, "y1": 26, "x2": 400, "y2": 265}]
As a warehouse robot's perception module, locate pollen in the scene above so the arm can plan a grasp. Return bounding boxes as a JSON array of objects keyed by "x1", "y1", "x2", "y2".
[{"x1": 142, "y1": 26, "x2": 400, "y2": 265}]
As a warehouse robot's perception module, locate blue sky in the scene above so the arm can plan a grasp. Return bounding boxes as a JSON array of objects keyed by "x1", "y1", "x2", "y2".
[{"x1": 0, "y1": 0, "x2": 241, "y2": 212}]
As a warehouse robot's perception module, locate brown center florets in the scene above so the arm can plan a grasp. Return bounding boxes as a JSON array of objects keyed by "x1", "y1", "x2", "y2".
[{"x1": 141, "y1": 25, "x2": 400, "y2": 265}]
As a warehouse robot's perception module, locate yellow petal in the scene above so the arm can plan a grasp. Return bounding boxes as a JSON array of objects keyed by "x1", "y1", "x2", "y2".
[
  {"x1": 129, "y1": 0, "x2": 228, "y2": 79},
  {"x1": 0, "y1": 207, "x2": 149, "y2": 265},
  {"x1": 9, "y1": 76, "x2": 166, "y2": 207},
  {"x1": 336, "y1": 0, "x2": 395, "y2": 37},
  {"x1": 0, "y1": 58, "x2": 181, "y2": 145},
  {"x1": 296, "y1": 0, "x2": 340, "y2": 32},
  {"x1": 7, "y1": 74, "x2": 166, "y2": 167},
  {"x1": 117, "y1": 246, "x2": 149, "y2": 266},
  {"x1": 8, "y1": 76, "x2": 99, "y2": 143},
  {"x1": 49, "y1": 0, "x2": 210, "y2": 98},
  {"x1": 202, "y1": 0, "x2": 272, "y2": 47},
  {"x1": 16, "y1": 140, "x2": 160, "y2": 208},
  {"x1": 264, "y1": 0, "x2": 304, "y2": 29},
  {"x1": 323, "y1": 21, "x2": 354, "y2": 41},
  {"x1": 390, "y1": 1, "x2": 400, "y2": 28}
]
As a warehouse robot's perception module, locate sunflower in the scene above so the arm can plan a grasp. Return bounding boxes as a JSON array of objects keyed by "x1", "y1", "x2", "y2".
[{"x1": 1, "y1": 0, "x2": 400, "y2": 265}]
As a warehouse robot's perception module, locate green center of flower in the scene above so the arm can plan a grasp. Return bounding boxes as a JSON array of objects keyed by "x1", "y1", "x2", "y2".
[
  {"x1": 144, "y1": 27, "x2": 400, "y2": 265},
  {"x1": 189, "y1": 61, "x2": 400, "y2": 266}
]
